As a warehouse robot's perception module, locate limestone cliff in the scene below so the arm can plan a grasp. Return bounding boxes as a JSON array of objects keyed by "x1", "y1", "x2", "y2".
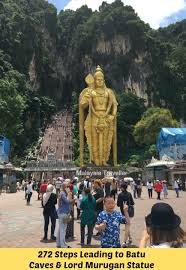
[
  {"x1": 1, "y1": 0, "x2": 185, "y2": 119},
  {"x1": 56, "y1": 32, "x2": 151, "y2": 105}
]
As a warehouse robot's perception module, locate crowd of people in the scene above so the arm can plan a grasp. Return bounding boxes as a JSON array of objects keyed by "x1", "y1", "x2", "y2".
[
  {"x1": 20, "y1": 176, "x2": 186, "y2": 248},
  {"x1": 130, "y1": 178, "x2": 183, "y2": 200}
]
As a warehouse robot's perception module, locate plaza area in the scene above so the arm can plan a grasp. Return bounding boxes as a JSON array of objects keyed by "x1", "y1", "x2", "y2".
[{"x1": 0, "y1": 188, "x2": 185, "y2": 248}]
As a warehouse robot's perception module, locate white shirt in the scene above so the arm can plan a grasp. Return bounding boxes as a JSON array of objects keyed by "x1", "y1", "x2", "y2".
[
  {"x1": 77, "y1": 194, "x2": 83, "y2": 209},
  {"x1": 174, "y1": 181, "x2": 179, "y2": 189},
  {"x1": 147, "y1": 182, "x2": 153, "y2": 189},
  {"x1": 84, "y1": 180, "x2": 91, "y2": 189},
  {"x1": 26, "y1": 184, "x2": 33, "y2": 194}
]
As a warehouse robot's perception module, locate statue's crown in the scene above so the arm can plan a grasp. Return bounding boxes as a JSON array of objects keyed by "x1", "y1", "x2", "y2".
[
  {"x1": 96, "y1": 65, "x2": 103, "y2": 73},
  {"x1": 94, "y1": 65, "x2": 104, "y2": 78}
]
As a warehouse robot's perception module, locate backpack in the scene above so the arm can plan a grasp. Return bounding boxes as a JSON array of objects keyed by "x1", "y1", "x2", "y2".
[{"x1": 79, "y1": 182, "x2": 84, "y2": 191}]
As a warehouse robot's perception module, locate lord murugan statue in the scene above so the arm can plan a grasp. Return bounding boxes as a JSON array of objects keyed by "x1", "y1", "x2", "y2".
[{"x1": 79, "y1": 66, "x2": 118, "y2": 167}]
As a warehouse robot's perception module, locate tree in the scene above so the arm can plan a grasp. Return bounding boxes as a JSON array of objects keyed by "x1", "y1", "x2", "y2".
[
  {"x1": 0, "y1": 71, "x2": 26, "y2": 154},
  {"x1": 117, "y1": 92, "x2": 145, "y2": 163},
  {"x1": 133, "y1": 107, "x2": 179, "y2": 145}
]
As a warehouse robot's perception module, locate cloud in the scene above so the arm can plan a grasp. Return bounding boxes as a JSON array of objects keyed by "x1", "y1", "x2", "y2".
[
  {"x1": 160, "y1": 6, "x2": 186, "y2": 27},
  {"x1": 64, "y1": 0, "x2": 186, "y2": 29}
]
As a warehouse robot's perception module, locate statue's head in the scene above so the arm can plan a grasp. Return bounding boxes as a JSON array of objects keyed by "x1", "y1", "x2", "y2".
[{"x1": 94, "y1": 65, "x2": 105, "y2": 88}]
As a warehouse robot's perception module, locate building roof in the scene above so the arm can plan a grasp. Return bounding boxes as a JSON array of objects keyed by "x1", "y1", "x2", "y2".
[
  {"x1": 146, "y1": 156, "x2": 175, "y2": 168},
  {"x1": 146, "y1": 160, "x2": 175, "y2": 168}
]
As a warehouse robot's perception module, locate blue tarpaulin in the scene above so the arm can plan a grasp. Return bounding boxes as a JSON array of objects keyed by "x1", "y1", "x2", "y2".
[
  {"x1": 157, "y1": 128, "x2": 186, "y2": 152},
  {"x1": 0, "y1": 136, "x2": 10, "y2": 163}
]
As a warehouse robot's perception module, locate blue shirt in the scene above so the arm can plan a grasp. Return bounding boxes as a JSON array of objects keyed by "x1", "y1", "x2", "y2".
[
  {"x1": 57, "y1": 191, "x2": 70, "y2": 215},
  {"x1": 96, "y1": 210, "x2": 126, "y2": 248}
]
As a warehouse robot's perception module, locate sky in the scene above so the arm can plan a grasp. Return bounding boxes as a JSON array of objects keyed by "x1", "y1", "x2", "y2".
[{"x1": 47, "y1": 0, "x2": 186, "y2": 29}]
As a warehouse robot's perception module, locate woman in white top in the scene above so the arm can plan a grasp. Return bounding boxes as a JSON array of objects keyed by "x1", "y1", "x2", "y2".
[
  {"x1": 146, "y1": 181, "x2": 153, "y2": 199},
  {"x1": 173, "y1": 180, "x2": 179, "y2": 198},
  {"x1": 139, "y1": 203, "x2": 186, "y2": 248},
  {"x1": 26, "y1": 181, "x2": 33, "y2": 205}
]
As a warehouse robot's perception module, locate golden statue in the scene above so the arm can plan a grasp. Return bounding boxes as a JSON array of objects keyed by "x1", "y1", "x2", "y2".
[{"x1": 79, "y1": 66, "x2": 118, "y2": 167}]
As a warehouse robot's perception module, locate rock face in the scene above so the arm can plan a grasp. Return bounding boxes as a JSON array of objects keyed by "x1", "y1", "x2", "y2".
[
  {"x1": 93, "y1": 35, "x2": 150, "y2": 101},
  {"x1": 52, "y1": 34, "x2": 151, "y2": 106},
  {"x1": 96, "y1": 34, "x2": 131, "y2": 54},
  {"x1": 1, "y1": 0, "x2": 185, "y2": 120},
  {"x1": 20, "y1": 2, "x2": 153, "y2": 105},
  {"x1": 28, "y1": 31, "x2": 151, "y2": 104},
  {"x1": 29, "y1": 53, "x2": 39, "y2": 91}
]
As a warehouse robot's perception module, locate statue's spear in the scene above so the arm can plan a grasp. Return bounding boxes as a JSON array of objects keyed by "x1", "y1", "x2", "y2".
[{"x1": 85, "y1": 74, "x2": 94, "y2": 164}]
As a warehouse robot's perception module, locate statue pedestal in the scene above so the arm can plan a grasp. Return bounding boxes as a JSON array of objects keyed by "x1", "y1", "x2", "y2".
[{"x1": 76, "y1": 166, "x2": 127, "y2": 178}]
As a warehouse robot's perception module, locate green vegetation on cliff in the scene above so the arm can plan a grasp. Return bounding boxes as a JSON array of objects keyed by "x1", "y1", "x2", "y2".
[{"x1": 0, "y1": 0, "x2": 185, "y2": 164}]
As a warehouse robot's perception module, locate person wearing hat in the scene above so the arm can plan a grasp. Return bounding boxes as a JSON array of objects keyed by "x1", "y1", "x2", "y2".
[{"x1": 139, "y1": 203, "x2": 186, "y2": 248}]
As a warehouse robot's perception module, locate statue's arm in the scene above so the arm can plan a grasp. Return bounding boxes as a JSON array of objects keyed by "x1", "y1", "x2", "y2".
[
  {"x1": 108, "y1": 89, "x2": 118, "y2": 117},
  {"x1": 79, "y1": 88, "x2": 91, "y2": 109},
  {"x1": 112, "y1": 99, "x2": 117, "y2": 116},
  {"x1": 80, "y1": 88, "x2": 100, "y2": 118}
]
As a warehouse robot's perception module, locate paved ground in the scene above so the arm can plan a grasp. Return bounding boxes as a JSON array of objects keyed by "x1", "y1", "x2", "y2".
[{"x1": 0, "y1": 188, "x2": 185, "y2": 248}]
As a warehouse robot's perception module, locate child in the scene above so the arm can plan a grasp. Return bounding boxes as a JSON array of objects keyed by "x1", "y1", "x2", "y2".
[{"x1": 95, "y1": 196, "x2": 130, "y2": 248}]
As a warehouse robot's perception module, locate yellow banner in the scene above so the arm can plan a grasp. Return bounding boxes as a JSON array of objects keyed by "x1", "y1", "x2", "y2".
[{"x1": 0, "y1": 248, "x2": 185, "y2": 270}]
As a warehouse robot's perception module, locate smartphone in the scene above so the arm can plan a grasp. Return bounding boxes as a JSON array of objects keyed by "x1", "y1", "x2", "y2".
[{"x1": 103, "y1": 220, "x2": 107, "y2": 225}]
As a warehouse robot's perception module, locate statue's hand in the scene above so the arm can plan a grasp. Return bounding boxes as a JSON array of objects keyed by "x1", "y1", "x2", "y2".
[
  {"x1": 109, "y1": 115, "x2": 115, "y2": 121},
  {"x1": 85, "y1": 92, "x2": 91, "y2": 98},
  {"x1": 94, "y1": 112, "x2": 100, "y2": 118},
  {"x1": 106, "y1": 115, "x2": 114, "y2": 123},
  {"x1": 102, "y1": 113, "x2": 108, "y2": 118}
]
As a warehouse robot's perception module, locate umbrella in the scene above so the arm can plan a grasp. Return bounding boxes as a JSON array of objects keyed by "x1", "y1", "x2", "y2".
[
  {"x1": 14, "y1": 167, "x2": 22, "y2": 172},
  {"x1": 64, "y1": 178, "x2": 71, "y2": 183},
  {"x1": 123, "y1": 177, "x2": 133, "y2": 182}
]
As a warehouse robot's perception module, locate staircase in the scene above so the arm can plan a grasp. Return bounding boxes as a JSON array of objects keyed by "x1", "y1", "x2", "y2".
[{"x1": 38, "y1": 110, "x2": 72, "y2": 162}]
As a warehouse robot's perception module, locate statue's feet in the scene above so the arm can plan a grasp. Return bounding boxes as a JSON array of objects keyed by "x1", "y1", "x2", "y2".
[
  {"x1": 103, "y1": 162, "x2": 109, "y2": 167},
  {"x1": 95, "y1": 159, "x2": 100, "y2": 166}
]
